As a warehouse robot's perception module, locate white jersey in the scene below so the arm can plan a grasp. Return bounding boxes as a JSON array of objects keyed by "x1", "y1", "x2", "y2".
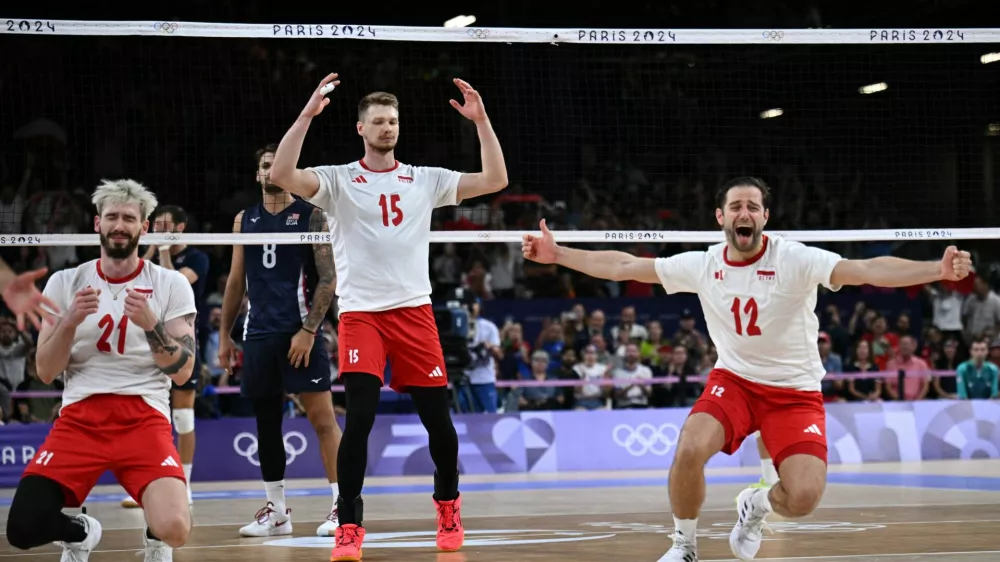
[
  {"x1": 307, "y1": 160, "x2": 461, "y2": 314},
  {"x1": 655, "y1": 235, "x2": 844, "y2": 391},
  {"x1": 42, "y1": 259, "x2": 198, "y2": 419}
]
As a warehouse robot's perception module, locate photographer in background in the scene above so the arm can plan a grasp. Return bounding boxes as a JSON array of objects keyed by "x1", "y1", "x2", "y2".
[{"x1": 454, "y1": 288, "x2": 502, "y2": 413}]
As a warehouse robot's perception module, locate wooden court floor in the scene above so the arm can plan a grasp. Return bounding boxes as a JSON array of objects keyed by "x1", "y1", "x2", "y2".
[{"x1": 2, "y1": 460, "x2": 1000, "y2": 561}]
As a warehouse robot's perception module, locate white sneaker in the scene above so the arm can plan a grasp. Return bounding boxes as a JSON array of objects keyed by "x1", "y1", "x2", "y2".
[
  {"x1": 56, "y1": 514, "x2": 102, "y2": 562},
  {"x1": 315, "y1": 509, "x2": 339, "y2": 536},
  {"x1": 121, "y1": 496, "x2": 140, "y2": 508},
  {"x1": 140, "y1": 527, "x2": 172, "y2": 562},
  {"x1": 659, "y1": 531, "x2": 698, "y2": 561},
  {"x1": 238, "y1": 502, "x2": 292, "y2": 537},
  {"x1": 729, "y1": 487, "x2": 771, "y2": 561}
]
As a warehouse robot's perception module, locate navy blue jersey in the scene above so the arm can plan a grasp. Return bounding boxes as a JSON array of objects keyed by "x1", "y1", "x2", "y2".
[
  {"x1": 242, "y1": 200, "x2": 323, "y2": 339},
  {"x1": 151, "y1": 246, "x2": 210, "y2": 340}
]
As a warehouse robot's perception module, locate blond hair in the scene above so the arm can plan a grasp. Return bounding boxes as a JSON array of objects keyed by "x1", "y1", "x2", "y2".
[{"x1": 91, "y1": 179, "x2": 159, "y2": 220}]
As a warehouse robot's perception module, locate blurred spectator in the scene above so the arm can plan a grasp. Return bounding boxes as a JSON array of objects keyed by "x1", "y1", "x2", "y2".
[
  {"x1": 610, "y1": 305, "x2": 649, "y2": 343},
  {"x1": 572, "y1": 344, "x2": 609, "y2": 410},
  {"x1": 498, "y1": 321, "x2": 530, "y2": 381},
  {"x1": 640, "y1": 321, "x2": 667, "y2": 366},
  {"x1": 955, "y1": 339, "x2": 999, "y2": 400},
  {"x1": 844, "y1": 340, "x2": 882, "y2": 402},
  {"x1": 432, "y1": 243, "x2": 463, "y2": 297},
  {"x1": 672, "y1": 309, "x2": 707, "y2": 362},
  {"x1": 202, "y1": 307, "x2": 225, "y2": 381},
  {"x1": 884, "y1": 335, "x2": 931, "y2": 401},
  {"x1": 518, "y1": 350, "x2": 563, "y2": 411},
  {"x1": 863, "y1": 314, "x2": 898, "y2": 370},
  {"x1": 925, "y1": 283, "x2": 965, "y2": 342},
  {"x1": 572, "y1": 309, "x2": 609, "y2": 353},
  {"x1": 962, "y1": 277, "x2": 1000, "y2": 344},
  {"x1": 818, "y1": 332, "x2": 844, "y2": 402},
  {"x1": 489, "y1": 242, "x2": 522, "y2": 299},
  {"x1": 931, "y1": 338, "x2": 961, "y2": 399},
  {"x1": 15, "y1": 354, "x2": 61, "y2": 423},
  {"x1": 458, "y1": 295, "x2": 501, "y2": 414},
  {"x1": 611, "y1": 343, "x2": 653, "y2": 409}
]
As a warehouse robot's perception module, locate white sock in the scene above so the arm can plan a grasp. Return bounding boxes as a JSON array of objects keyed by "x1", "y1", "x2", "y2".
[
  {"x1": 183, "y1": 464, "x2": 193, "y2": 484},
  {"x1": 264, "y1": 480, "x2": 287, "y2": 518},
  {"x1": 673, "y1": 517, "x2": 698, "y2": 540},
  {"x1": 760, "y1": 458, "x2": 779, "y2": 486},
  {"x1": 330, "y1": 482, "x2": 340, "y2": 512}
]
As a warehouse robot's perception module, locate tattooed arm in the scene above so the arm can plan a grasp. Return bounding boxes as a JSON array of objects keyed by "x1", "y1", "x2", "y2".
[
  {"x1": 304, "y1": 207, "x2": 337, "y2": 333},
  {"x1": 145, "y1": 312, "x2": 197, "y2": 386}
]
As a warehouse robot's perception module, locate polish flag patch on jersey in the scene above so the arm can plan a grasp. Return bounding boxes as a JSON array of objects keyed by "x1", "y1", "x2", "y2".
[
  {"x1": 397, "y1": 175, "x2": 414, "y2": 183},
  {"x1": 757, "y1": 269, "x2": 776, "y2": 281},
  {"x1": 133, "y1": 285, "x2": 154, "y2": 299}
]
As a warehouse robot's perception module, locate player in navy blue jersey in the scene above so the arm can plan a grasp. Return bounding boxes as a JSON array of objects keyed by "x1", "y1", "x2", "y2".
[
  {"x1": 219, "y1": 144, "x2": 343, "y2": 537},
  {"x1": 122, "y1": 204, "x2": 210, "y2": 509}
]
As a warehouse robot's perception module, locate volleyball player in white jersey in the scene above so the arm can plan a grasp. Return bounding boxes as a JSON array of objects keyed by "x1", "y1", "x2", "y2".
[
  {"x1": 269, "y1": 73, "x2": 508, "y2": 560},
  {"x1": 5, "y1": 180, "x2": 198, "y2": 562},
  {"x1": 522, "y1": 177, "x2": 971, "y2": 561}
]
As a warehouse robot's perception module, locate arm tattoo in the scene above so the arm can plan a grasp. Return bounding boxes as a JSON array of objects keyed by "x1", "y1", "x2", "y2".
[
  {"x1": 145, "y1": 321, "x2": 195, "y2": 375},
  {"x1": 306, "y1": 208, "x2": 337, "y2": 332}
]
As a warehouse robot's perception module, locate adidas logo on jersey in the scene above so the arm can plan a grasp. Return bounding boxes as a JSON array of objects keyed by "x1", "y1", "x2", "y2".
[
  {"x1": 428, "y1": 366, "x2": 445, "y2": 378},
  {"x1": 161, "y1": 456, "x2": 180, "y2": 467},
  {"x1": 352, "y1": 175, "x2": 368, "y2": 184},
  {"x1": 803, "y1": 424, "x2": 822, "y2": 435}
]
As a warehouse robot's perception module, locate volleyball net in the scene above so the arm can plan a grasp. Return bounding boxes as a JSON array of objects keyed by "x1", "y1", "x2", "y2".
[{"x1": 1, "y1": 21, "x2": 999, "y2": 403}]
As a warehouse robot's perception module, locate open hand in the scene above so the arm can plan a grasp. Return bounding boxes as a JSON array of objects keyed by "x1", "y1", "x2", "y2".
[
  {"x1": 449, "y1": 78, "x2": 487, "y2": 123},
  {"x1": 1, "y1": 268, "x2": 59, "y2": 330},
  {"x1": 301, "y1": 73, "x2": 340, "y2": 118},
  {"x1": 940, "y1": 245, "x2": 972, "y2": 281},
  {"x1": 522, "y1": 219, "x2": 559, "y2": 264}
]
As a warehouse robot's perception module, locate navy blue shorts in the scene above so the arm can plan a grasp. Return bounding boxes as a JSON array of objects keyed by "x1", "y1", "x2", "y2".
[{"x1": 241, "y1": 334, "x2": 332, "y2": 397}]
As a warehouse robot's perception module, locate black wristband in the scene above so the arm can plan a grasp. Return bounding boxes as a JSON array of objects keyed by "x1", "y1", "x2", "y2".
[{"x1": 302, "y1": 327, "x2": 316, "y2": 335}]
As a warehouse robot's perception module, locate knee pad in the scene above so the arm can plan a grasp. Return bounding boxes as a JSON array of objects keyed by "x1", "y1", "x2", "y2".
[{"x1": 172, "y1": 409, "x2": 195, "y2": 435}]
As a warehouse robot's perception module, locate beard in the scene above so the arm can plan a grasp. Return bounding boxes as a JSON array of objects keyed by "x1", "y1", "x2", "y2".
[
  {"x1": 100, "y1": 229, "x2": 141, "y2": 260},
  {"x1": 725, "y1": 221, "x2": 763, "y2": 253},
  {"x1": 263, "y1": 182, "x2": 283, "y2": 194}
]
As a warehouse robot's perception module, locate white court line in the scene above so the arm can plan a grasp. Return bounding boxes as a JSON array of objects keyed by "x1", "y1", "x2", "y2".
[
  {"x1": 0, "y1": 543, "x2": 263, "y2": 558},
  {"x1": 698, "y1": 550, "x2": 1000, "y2": 561}
]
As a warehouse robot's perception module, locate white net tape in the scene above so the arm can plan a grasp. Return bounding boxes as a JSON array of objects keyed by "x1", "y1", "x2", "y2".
[{"x1": 0, "y1": 227, "x2": 996, "y2": 247}]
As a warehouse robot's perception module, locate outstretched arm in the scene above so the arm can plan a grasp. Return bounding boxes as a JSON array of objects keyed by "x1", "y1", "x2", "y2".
[
  {"x1": 271, "y1": 73, "x2": 340, "y2": 200},
  {"x1": 448, "y1": 79, "x2": 508, "y2": 203},
  {"x1": 522, "y1": 219, "x2": 659, "y2": 283},
  {"x1": 830, "y1": 246, "x2": 971, "y2": 288}
]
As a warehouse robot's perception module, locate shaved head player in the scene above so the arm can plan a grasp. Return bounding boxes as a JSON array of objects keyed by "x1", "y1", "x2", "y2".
[
  {"x1": 5, "y1": 179, "x2": 199, "y2": 562},
  {"x1": 522, "y1": 177, "x2": 971, "y2": 562},
  {"x1": 269, "y1": 73, "x2": 508, "y2": 560}
]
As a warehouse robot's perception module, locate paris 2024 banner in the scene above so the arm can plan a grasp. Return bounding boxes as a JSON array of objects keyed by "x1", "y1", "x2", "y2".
[{"x1": 1, "y1": 400, "x2": 998, "y2": 486}]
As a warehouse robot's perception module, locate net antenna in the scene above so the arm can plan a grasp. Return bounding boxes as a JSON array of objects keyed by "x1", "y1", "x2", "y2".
[{"x1": 1, "y1": 20, "x2": 998, "y2": 246}]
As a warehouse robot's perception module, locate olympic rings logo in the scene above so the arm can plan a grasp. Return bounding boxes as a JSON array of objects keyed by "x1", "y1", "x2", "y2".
[
  {"x1": 153, "y1": 22, "x2": 179, "y2": 33},
  {"x1": 761, "y1": 30, "x2": 784, "y2": 41},
  {"x1": 477, "y1": 232, "x2": 492, "y2": 239},
  {"x1": 161, "y1": 234, "x2": 180, "y2": 242},
  {"x1": 233, "y1": 431, "x2": 308, "y2": 466},
  {"x1": 612, "y1": 423, "x2": 680, "y2": 456},
  {"x1": 467, "y1": 28, "x2": 491, "y2": 39}
]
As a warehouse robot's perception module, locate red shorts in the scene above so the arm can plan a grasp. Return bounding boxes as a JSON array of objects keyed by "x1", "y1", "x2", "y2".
[
  {"x1": 337, "y1": 304, "x2": 447, "y2": 393},
  {"x1": 22, "y1": 394, "x2": 185, "y2": 507},
  {"x1": 691, "y1": 368, "x2": 828, "y2": 471}
]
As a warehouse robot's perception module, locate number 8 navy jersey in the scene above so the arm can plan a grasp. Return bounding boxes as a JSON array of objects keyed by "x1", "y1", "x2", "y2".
[{"x1": 241, "y1": 199, "x2": 322, "y2": 340}]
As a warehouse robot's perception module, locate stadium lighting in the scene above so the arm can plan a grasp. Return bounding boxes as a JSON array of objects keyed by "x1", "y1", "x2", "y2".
[
  {"x1": 988, "y1": 123, "x2": 1000, "y2": 137},
  {"x1": 759, "y1": 108, "x2": 784, "y2": 119},
  {"x1": 858, "y1": 82, "x2": 888, "y2": 95},
  {"x1": 444, "y1": 15, "x2": 476, "y2": 27},
  {"x1": 981, "y1": 52, "x2": 1000, "y2": 64}
]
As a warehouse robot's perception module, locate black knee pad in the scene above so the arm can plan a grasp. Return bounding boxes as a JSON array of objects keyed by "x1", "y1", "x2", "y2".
[
  {"x1": 342, "y1": 372, "x2": 381, "y2": 429},
  {"x1": 410, "y1": 386, "x2": 455, "y2": 431},
  {"x1": 6, "y1": 476, "x2": 72, "y2": 549}
]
